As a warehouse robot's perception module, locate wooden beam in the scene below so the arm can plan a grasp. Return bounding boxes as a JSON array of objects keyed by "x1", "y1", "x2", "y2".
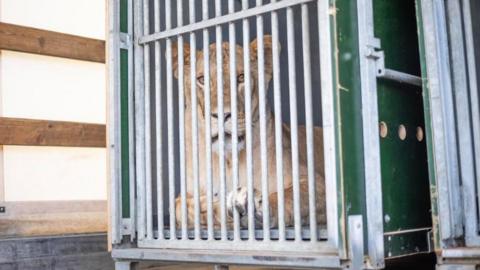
[
  {"x1": 0, "y1": 200, "x2": 107, "y2": 237},
  {"x1": 0, "y1": 117, "x2": 106, "y2": 147},
  {"x1": 0, "y1": 22, "x2": 105, "y2": 63}
]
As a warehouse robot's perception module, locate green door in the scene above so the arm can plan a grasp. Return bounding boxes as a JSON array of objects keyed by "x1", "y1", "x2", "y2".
[{"x1": 374, "y1": 0, "x2": 432, "y2": 258}]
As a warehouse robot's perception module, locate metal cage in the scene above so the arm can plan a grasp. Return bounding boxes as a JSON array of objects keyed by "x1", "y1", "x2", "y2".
[
  {"x1": 110, "y1": 0, "x2": 346, "y2": 268},
  {"x1": 108, "y1": 0, "x2": 443, "y2": 268}
]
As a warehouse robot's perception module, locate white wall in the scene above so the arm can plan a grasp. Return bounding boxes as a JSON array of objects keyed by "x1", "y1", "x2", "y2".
[
  {"x1": 0, "y1": 0, "x2": 107, "y2": 201},
  {"x1": 0, "y1": 0, "x2": 105, "y2": 40}
]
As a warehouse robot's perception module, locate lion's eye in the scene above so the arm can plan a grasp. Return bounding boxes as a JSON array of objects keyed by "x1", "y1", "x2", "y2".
[
  {"x1": 197, "y1": 76, "x2": 205, "y2": 85},
  {"x1": 237, "y1": 74, "x2": 244, "y2": 84}
]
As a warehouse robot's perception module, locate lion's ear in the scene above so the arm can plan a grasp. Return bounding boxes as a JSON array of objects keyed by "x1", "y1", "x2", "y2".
[
  {"x1": 171, "y1": 42, "x2": 191, "y2": 78},
  {"x1": 250, "y1": 35, "x2": 277, "y2": 82}
]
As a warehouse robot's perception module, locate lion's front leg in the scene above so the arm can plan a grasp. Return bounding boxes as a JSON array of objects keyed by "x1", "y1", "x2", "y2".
[
  {"x1": 272, "y1": 179, "x2": 326, "y2": 228},
  {"x1": 226, "y1": 179, "x2": 325, "y2": 229},
  {"x1": 175, "y1": 193, "x2": 212, "y2": 229}
]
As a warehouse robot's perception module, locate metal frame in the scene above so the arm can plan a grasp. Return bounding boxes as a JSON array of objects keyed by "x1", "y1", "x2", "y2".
[
  {"x1": 419, "y1": 0, "x2": 464, "y2": 246},
  {"x1": 108, "y1": 0, "x2": 123, "y2": 244},
  {"x1": 356, "y1": 0, "x2": 385, "y2": 267},
  {"x1": 416, "y1": 5, "x2": 480, "y2": 270},
  {"x1": 444, "y1": 0, "x2": 480, "y2": 247},
  {"x1": 130, "y1": 0, "x2": 341, "y2": 254},
  {"x1": 419, "y1": 0, "x2": 480, "y2": 251}
]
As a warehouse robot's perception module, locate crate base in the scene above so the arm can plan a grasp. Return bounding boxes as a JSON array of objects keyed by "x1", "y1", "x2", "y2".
[{"x1": 112, "y1": 248, "x2": 343, "y2": 269}]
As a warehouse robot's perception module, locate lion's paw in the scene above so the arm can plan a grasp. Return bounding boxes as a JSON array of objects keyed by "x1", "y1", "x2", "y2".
[{"x1": 227, "y1": 187, "x2": 264, "y2": 228}]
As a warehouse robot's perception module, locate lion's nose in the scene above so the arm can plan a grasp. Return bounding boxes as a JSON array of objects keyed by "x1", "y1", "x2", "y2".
[{"x1": 211, "y1": 112, "x2": 231, "y2": 122}]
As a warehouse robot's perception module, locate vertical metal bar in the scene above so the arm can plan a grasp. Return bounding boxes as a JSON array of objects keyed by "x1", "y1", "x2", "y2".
[
  {"x1": 271, "y1": 0, "x2": 285, "y2": 241},
  {"x1": 462, "y1": 0, "x2": 480, "y2": 245},
  {"x1": 215, "y1": 0, "x2": 228, "y2": 240},
  {"x1": 134, "y1": 0, "x2": 146, "y2": 241},
  {"x1": 256, "y1": 0, "x2": 270, "y2": 240},
  {"x1": 301, "y1": 3, "x2": 317, "y2": 241},
  {"x1": 189, "y1": 0, "x2": 201, "y2": 240},
  {"x1": 357, "y1": 0, "x2": 384, "y2": 266},
  {"x1": 420, "y1": 0, "x2": 463, "y2": 243},
  {"x1": 202, "y1": 0, "x2": 214, "y2": 240},
  {"x1": 154, "y1": 0, "x2": 164, "y2": 240},
  {"x1": 318, "y1": 0, "x2": 339, "y2": 248},
  {"x1": 165, "y1": 0, "x2": 176, "y2": 238},
  {"x1": 445, "y1": 0, "x2": 477, "y2": 246},
  {"x1": 242, "y1": 0, "x2": 255, "y2": 240},
  {"x1": 348, "y1": 215, "x2": 365, "y2": 270},
  {"x1": 285, "y1": 5, "x2": 302, "y2": 241},
  {"x1": 128, "y1": 0, "x2": 136, "y2": 241},
  {"x1": 143, "y1": 0, "x2": 154, "y2": 241},
  {"x1": 108, "y1": 0, "x2": 121, "y2": 244},
  {"x1": 177, "y1": 0, "x2": 188, "y2": 240},
  {"x1": 228, "y1": 0, "x2": 241, "y2": 240}
]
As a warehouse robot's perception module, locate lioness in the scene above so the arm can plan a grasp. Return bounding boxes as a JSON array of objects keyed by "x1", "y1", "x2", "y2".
[{"x1": 172, "y1": 35, "x2": 326, "y2": 229}]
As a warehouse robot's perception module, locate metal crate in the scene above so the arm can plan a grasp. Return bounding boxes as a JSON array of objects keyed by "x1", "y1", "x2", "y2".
[{"x1": 108, "y1": 0, "x2": 436, "y2": 268}]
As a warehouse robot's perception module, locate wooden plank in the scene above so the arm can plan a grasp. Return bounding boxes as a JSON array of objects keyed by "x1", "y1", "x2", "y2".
[
  {"x1": 0, "y1": 146, "x2": 4, "y2": 202},
  {"x1": 0, "y1": 201, "x2": 107, "y2": 237},
  {"x1": 0, "y1": 117, "x2": 106, "y2": 147},
  {"x1": 0, "y1": 234, "x2": 114, "y2": 270},
  {"x1": 0, "y1": 22, "x2": 105, "y2": 63}
]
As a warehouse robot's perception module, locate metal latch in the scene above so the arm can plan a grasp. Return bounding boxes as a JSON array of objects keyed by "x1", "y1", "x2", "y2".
[
  {"x1": 366, "y1": 39, "x2": 423, "y2": 87},
  {"x1": 119, "y1": 33, "x2": 133, "y2": 49}
]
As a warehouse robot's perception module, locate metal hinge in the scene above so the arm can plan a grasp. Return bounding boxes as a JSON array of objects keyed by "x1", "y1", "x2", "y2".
[
  {"x1": 119, "y1": 33, "x2": 133, "y2": 49},
  {"x1": 121, "y1": 218, "x2": 132, "y2": 235},
  {"x1": 348, "y1": 215, "x2": 365, "y2": 269}
]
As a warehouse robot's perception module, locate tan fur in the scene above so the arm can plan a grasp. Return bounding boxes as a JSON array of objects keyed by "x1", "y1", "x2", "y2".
[{"x1": 172, "y1": 36, "x2": 326, "y2": 228}]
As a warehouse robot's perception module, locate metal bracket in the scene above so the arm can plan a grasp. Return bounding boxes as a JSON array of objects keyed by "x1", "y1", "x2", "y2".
[
  {"x1": 366, "y1": 41, "x2": 423, "y2": 87},
  {"x1": 427, "y1": 230, "x2": 434, "y2": 253},
  {"x1": 120, "y1": 33, "x2": 133, "y2": 49},
  {"x1": 121, "y1": 218, "x2": 132, "y2": 235},
  {"x1": 348, "y1": 215, "x2": 365, "y2": 270}
]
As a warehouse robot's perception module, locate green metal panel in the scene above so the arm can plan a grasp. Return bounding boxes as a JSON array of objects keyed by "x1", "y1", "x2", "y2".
[
  {"x1": 120, "y1": 48, "x2": 130, "y2": 219},
  {"x1": 334, "y1": 0, "x2": 368, "y2": 252},
  {"x1": 120, "y1": 0, "x2": 128, "y2": 33},
  {"x1": 373, "y1": 0, "x2": 431, "y2": 257},
  {"x1": 120, "y1": 0, "x2": 130, "y2": 219}
]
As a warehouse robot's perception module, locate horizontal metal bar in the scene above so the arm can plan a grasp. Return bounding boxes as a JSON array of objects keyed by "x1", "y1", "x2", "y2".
[
  {"x1": 139, "y1": 0, "x2": 314, "y2": 44},
  {"x1": 383, "y1": 227, "x2": 432, "y2": 236},
  {"x1": 378, "y1": 68, "x2": 423, "y2": 87},
  {"x1": 138, "y1": 239, "x2": 335, "y2": 253},
  {"x1": 157, "y1": 227, "x2": 328, "y2": 241},
  {"x1": 441, "y1": 248, "x2": 480, "y2": 259},
  {"x1": 113, "y1": 248, "x2": 341, "y2": 269}
]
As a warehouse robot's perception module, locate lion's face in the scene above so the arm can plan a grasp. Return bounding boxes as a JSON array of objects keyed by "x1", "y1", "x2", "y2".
[{"x1": 173, "y1": 36, "x2": 274, "y2": 154}]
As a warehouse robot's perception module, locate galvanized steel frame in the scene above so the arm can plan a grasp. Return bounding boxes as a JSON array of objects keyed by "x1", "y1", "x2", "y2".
[
  {"x1": 108, "y1": 0, "x2": 122, "y2": 244},
  {"x1": 419, "y1": 0, "x2": 480, "y2": 250},
  {"x1": 132, "y1": 0, "x2": 341, "y2": 253},
  {"x1": 109, "y1": 0, "x2": 136, "y2": 244},
  {"x1": 419, "y1": 0, "x2": 464, "y2": 246},
  {"x1": 356, "y1": 0, "x2": 385, "y2": 267},
  {"x1": 443, "y1": 0, "x2": 480, "y2": 247},
  {"x1": 109, "y1": 0, "x2": 351, "y2": 267}
]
